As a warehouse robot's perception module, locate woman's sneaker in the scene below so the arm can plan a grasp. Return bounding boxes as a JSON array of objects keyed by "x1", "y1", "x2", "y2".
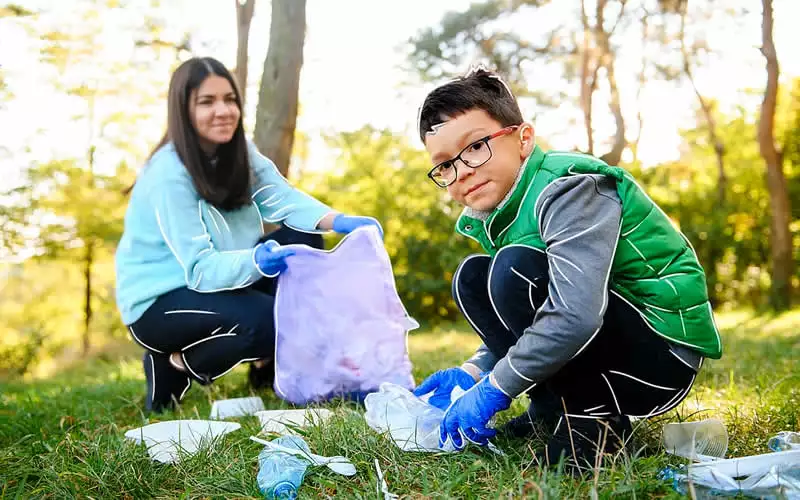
[
  {"x1": 247, "y1": 359, "x2": 275, "y2": 390},
  {"x1": 143, "y1": 352, "x2": 192, "y2": 413}
]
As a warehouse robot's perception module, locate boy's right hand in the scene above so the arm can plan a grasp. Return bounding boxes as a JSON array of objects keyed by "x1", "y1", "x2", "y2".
[{"x1": 413, "y1": 367, "x2": 479, "y2": 410}]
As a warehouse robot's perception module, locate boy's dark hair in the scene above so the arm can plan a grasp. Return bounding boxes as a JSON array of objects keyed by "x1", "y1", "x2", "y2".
[{"x1": 417, "y1": 67, "x2": 523, "y2": 144}]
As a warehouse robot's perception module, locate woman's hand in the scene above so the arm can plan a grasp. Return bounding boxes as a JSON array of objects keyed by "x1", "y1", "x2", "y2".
[
  {"x1": 253, "y1": 240, "x2": 295, "y2": 277},
  {"x1": 317, "y1": 212, "x2": 383, "y2": 239},
  {"x1": 333, "y1": 214, "x2": 383, "y2": 238}
]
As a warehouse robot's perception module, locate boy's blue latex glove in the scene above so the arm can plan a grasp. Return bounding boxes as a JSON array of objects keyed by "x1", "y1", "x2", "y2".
[
  {"x1": 439, "y1": 375, "x2": 511, "y2": 450},
  {"x1": 254, "y1": 240, "x2": 295, "y2": 277},
  {"x1": 413, "y1": 367, "x2": 478, "y2": 411},
  {"x1": 332, "y1": 214, "x2": 383, "y2": 239}
]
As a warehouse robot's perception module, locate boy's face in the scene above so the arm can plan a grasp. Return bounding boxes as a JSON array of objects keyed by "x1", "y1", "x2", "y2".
[{"x1": 424, "y1": 109, "x2": 534, "y2": 212}]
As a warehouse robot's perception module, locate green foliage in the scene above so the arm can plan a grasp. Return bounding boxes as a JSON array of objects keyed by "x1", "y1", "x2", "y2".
[
  {"x1": 0, "y1": 3, "x2": 35, "y2": 17},
  {"x1": 0, "y1": 0, "x2": 175, "y2": 367},
  {"x1": 409, "y1": 0, "x2": 553, "y2": 94},
  {"x1": 301, "y1": 126, "x2": 481, "y2": 323},
  {"x1": 18, "y1": 158, "x2": 130, "y2": 257},
  {"x1": 635, "y1": 80, "x2": 800, "y2": 309}
]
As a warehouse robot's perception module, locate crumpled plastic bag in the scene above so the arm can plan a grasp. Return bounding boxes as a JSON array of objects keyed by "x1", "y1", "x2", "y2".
[
  {"x1": 660, "y1": 461, "x2": 800, "y2": 499},
  {"x1": 364, "y1": 382, "x2": 502, "y2": 454},
  {"x1": 365, "y1": 382, "x2": 449, "y2": 452},
  {"x1": 660, "y1": 445, "x2": 800, "y2": 498},
  {"x1": 273, "y1": 226, "x2": 418, "y2": 405}
]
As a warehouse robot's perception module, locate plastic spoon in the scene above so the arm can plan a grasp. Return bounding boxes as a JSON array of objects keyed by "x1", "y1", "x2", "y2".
[{"x1": 249, "y1": 436, "x2": 357, "y2": 476}]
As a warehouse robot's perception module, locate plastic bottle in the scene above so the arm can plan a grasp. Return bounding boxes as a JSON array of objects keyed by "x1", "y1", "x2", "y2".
[
  {"x1": 767, "y1": 431, "x2": 800, "y2": 452},
  {"x1": 256, "y1": 435, "x2": 312, "y2": 499}
]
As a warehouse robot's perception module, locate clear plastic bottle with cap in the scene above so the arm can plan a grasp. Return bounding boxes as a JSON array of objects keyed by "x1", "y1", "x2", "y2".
[
  {"x1": 767, "y1": 431, "x2": 800, "y2": 452},
  {"x1": 256, "y1": 435, "x2": 311, "y2": 499}
]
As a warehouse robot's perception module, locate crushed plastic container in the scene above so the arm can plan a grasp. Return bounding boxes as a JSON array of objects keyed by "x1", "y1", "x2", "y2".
[
  {"x1": 660, "y1": 452, "x2": 800, "y2": 498},
  {"x1": 256, "y1": 436, "x2": 312, "y2": 499},
  {"x1": 768, "y1": 432, "x2": 800, "y2": 452},
  {"x1": 660, "y1": 425, "x2": 800, "y2": 498}
]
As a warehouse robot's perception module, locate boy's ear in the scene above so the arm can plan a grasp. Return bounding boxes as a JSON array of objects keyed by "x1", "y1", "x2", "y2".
[{"x1": 519, "y1": 122, "x2": 535, "y2": 158}]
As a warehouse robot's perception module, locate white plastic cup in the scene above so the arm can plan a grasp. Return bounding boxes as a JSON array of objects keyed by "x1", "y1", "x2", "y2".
[{"x1": 662, "y1": 418, "x2": 729, "y2": 460}]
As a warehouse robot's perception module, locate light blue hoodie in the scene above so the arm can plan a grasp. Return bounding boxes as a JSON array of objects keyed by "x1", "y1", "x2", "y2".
[{"x1": 115, "y1": 141, "x2": 333, "y2": 325}]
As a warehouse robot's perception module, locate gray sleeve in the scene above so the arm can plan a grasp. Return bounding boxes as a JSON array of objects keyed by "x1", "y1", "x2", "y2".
[
  {"x1": 492, "y1": 174, "x2": 622, "y2": 398},
  {"x1": 464, "y1": 343, "x2": 499, "y2": 373}
]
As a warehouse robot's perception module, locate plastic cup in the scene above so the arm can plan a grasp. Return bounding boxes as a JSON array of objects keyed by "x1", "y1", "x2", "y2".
[{"x1": 663, "y1": 418, "x2": 729, "y2": 460}]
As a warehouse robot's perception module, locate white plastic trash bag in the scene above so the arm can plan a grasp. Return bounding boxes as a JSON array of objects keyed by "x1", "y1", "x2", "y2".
[
  {"x1": 124, "y1": 420, "x2": 241, "y2": 464},
  {"x1": 273, "y1": 227, "x2": 418, "y2": 405}
]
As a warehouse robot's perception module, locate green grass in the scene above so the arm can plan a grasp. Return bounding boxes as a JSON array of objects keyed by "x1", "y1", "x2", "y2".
[{"x1": 1, "y1": 310, "x2": 798, "y2": 499}]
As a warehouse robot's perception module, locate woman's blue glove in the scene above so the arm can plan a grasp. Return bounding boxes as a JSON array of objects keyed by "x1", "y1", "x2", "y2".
[
  {"x1": 413, "y1": 367, "x2": 479, "y2": 411},
  {"x1": 439, "y1": 375, "x2": 512, "y2": 450},
  {"x1": 254, "y1": 240, "x2": 295, "y2": 277},
  {"x1": 332, "y1": 214, "x2": 383, "y2": 239}
]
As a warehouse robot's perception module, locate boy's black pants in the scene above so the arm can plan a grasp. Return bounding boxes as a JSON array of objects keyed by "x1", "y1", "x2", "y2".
[
  {"x1": 454, "y1": 246, "x2": 699, "y2": 425},
  {"x1": 128, "y1": 226, "x2": 323, "y2": 408}
]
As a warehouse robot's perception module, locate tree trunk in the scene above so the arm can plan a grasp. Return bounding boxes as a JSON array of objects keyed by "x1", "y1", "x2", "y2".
[
  {"x1": 632, "y1": 8, "x2": 649, "y2": 165},
  {"x1": 83, "y1": 238, "x2": 93, "y2": 355},
  {"x1": 579, "y1": 0, "x2": 596, "y2": 154},
  {"x1": 679, "y1": 3, "x2": 726, "y2": 201},
  {"x1": 758, "y1": 0, "x2": 793, "y2": 311},
  {"x1": 678, "y1": 2, "x2": 726, "y2": 305},
  {"x1": 600, "y1": 55, "x2": 626, "y2": 166},
  {"x1": 82, "y1": 143, "x2": 96, "y2": 355},
  {"x1": 595, "y1": 0, "x2": 626, "y2": 166},
  {"x1": 234, "y1": 0, "x2": 256, "y2": 106},
  {"x1": 253, "y1": 0, "x2": 307, "y2": 177}
]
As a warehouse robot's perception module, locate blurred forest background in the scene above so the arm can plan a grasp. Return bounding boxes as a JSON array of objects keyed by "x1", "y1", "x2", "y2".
[{"x1": 1, "y1": 0, "x2": 798, "y2": 379}]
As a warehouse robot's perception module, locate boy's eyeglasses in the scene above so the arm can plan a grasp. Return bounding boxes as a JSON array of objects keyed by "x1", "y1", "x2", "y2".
[{"x1": 427, "y1": 125, "x2": 520, "y2": 188}]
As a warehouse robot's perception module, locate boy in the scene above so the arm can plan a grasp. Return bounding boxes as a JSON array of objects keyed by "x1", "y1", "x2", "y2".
[{"x1": 412, "y1": 68, "x2": 721, "y2": 465}]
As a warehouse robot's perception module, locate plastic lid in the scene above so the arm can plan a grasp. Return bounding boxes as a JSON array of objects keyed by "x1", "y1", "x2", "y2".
[{"x1": 272, "y1": 481, "x2": 298, "y2": 499}]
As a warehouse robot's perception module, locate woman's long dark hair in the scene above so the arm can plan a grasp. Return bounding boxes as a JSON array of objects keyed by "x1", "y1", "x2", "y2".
[{"x1": 132, "y1": 57, "x2": 251, "y2": 210}]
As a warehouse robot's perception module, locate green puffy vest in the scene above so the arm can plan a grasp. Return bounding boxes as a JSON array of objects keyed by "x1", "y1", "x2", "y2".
[{"x1": 455, "y1": 146, "x2": 722, "y2": 359}]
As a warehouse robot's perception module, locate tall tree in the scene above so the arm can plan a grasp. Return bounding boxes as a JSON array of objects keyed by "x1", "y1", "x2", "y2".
[
  {"x1": 649, "y1": 0, "x2": 729, "y2": 304},
  {"x1": 8, "y1": 0, "x2": 169, "y2": 353},
  {"x1": 234, "y1": 0, "x2": 256, "y2": 106},
  {"x1": 584, "y1": 0, "x2": 627, "y2": 165},
  {"x1": 677, "y1": 3, "x2": 725, "y2": 201},
  {"x1": 630, "y1": 5, "x2": 650, "y2": 164},
  {"x1": 757, "y1": 0, "x2": 793, "y2": 310},
  {"x1": 408, "y1": 0, "x2": 629, "y2": 164},
  {"x1": 253, "y1": 0, "x2": 306, "y2": 177}
]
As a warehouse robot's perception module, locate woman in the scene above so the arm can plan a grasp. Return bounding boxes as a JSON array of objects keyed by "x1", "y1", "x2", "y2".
[{"x1": 115, "y1": 57, "x2": 380, "y2": 412}]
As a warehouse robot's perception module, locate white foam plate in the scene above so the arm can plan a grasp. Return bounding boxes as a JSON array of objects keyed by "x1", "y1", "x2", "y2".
[
  {"x1": 124, "y1": 419, "x2": 241, "y2": 463},
  {"x1": 209, "y1": 396, "x2": 265, "y2": 419}
]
